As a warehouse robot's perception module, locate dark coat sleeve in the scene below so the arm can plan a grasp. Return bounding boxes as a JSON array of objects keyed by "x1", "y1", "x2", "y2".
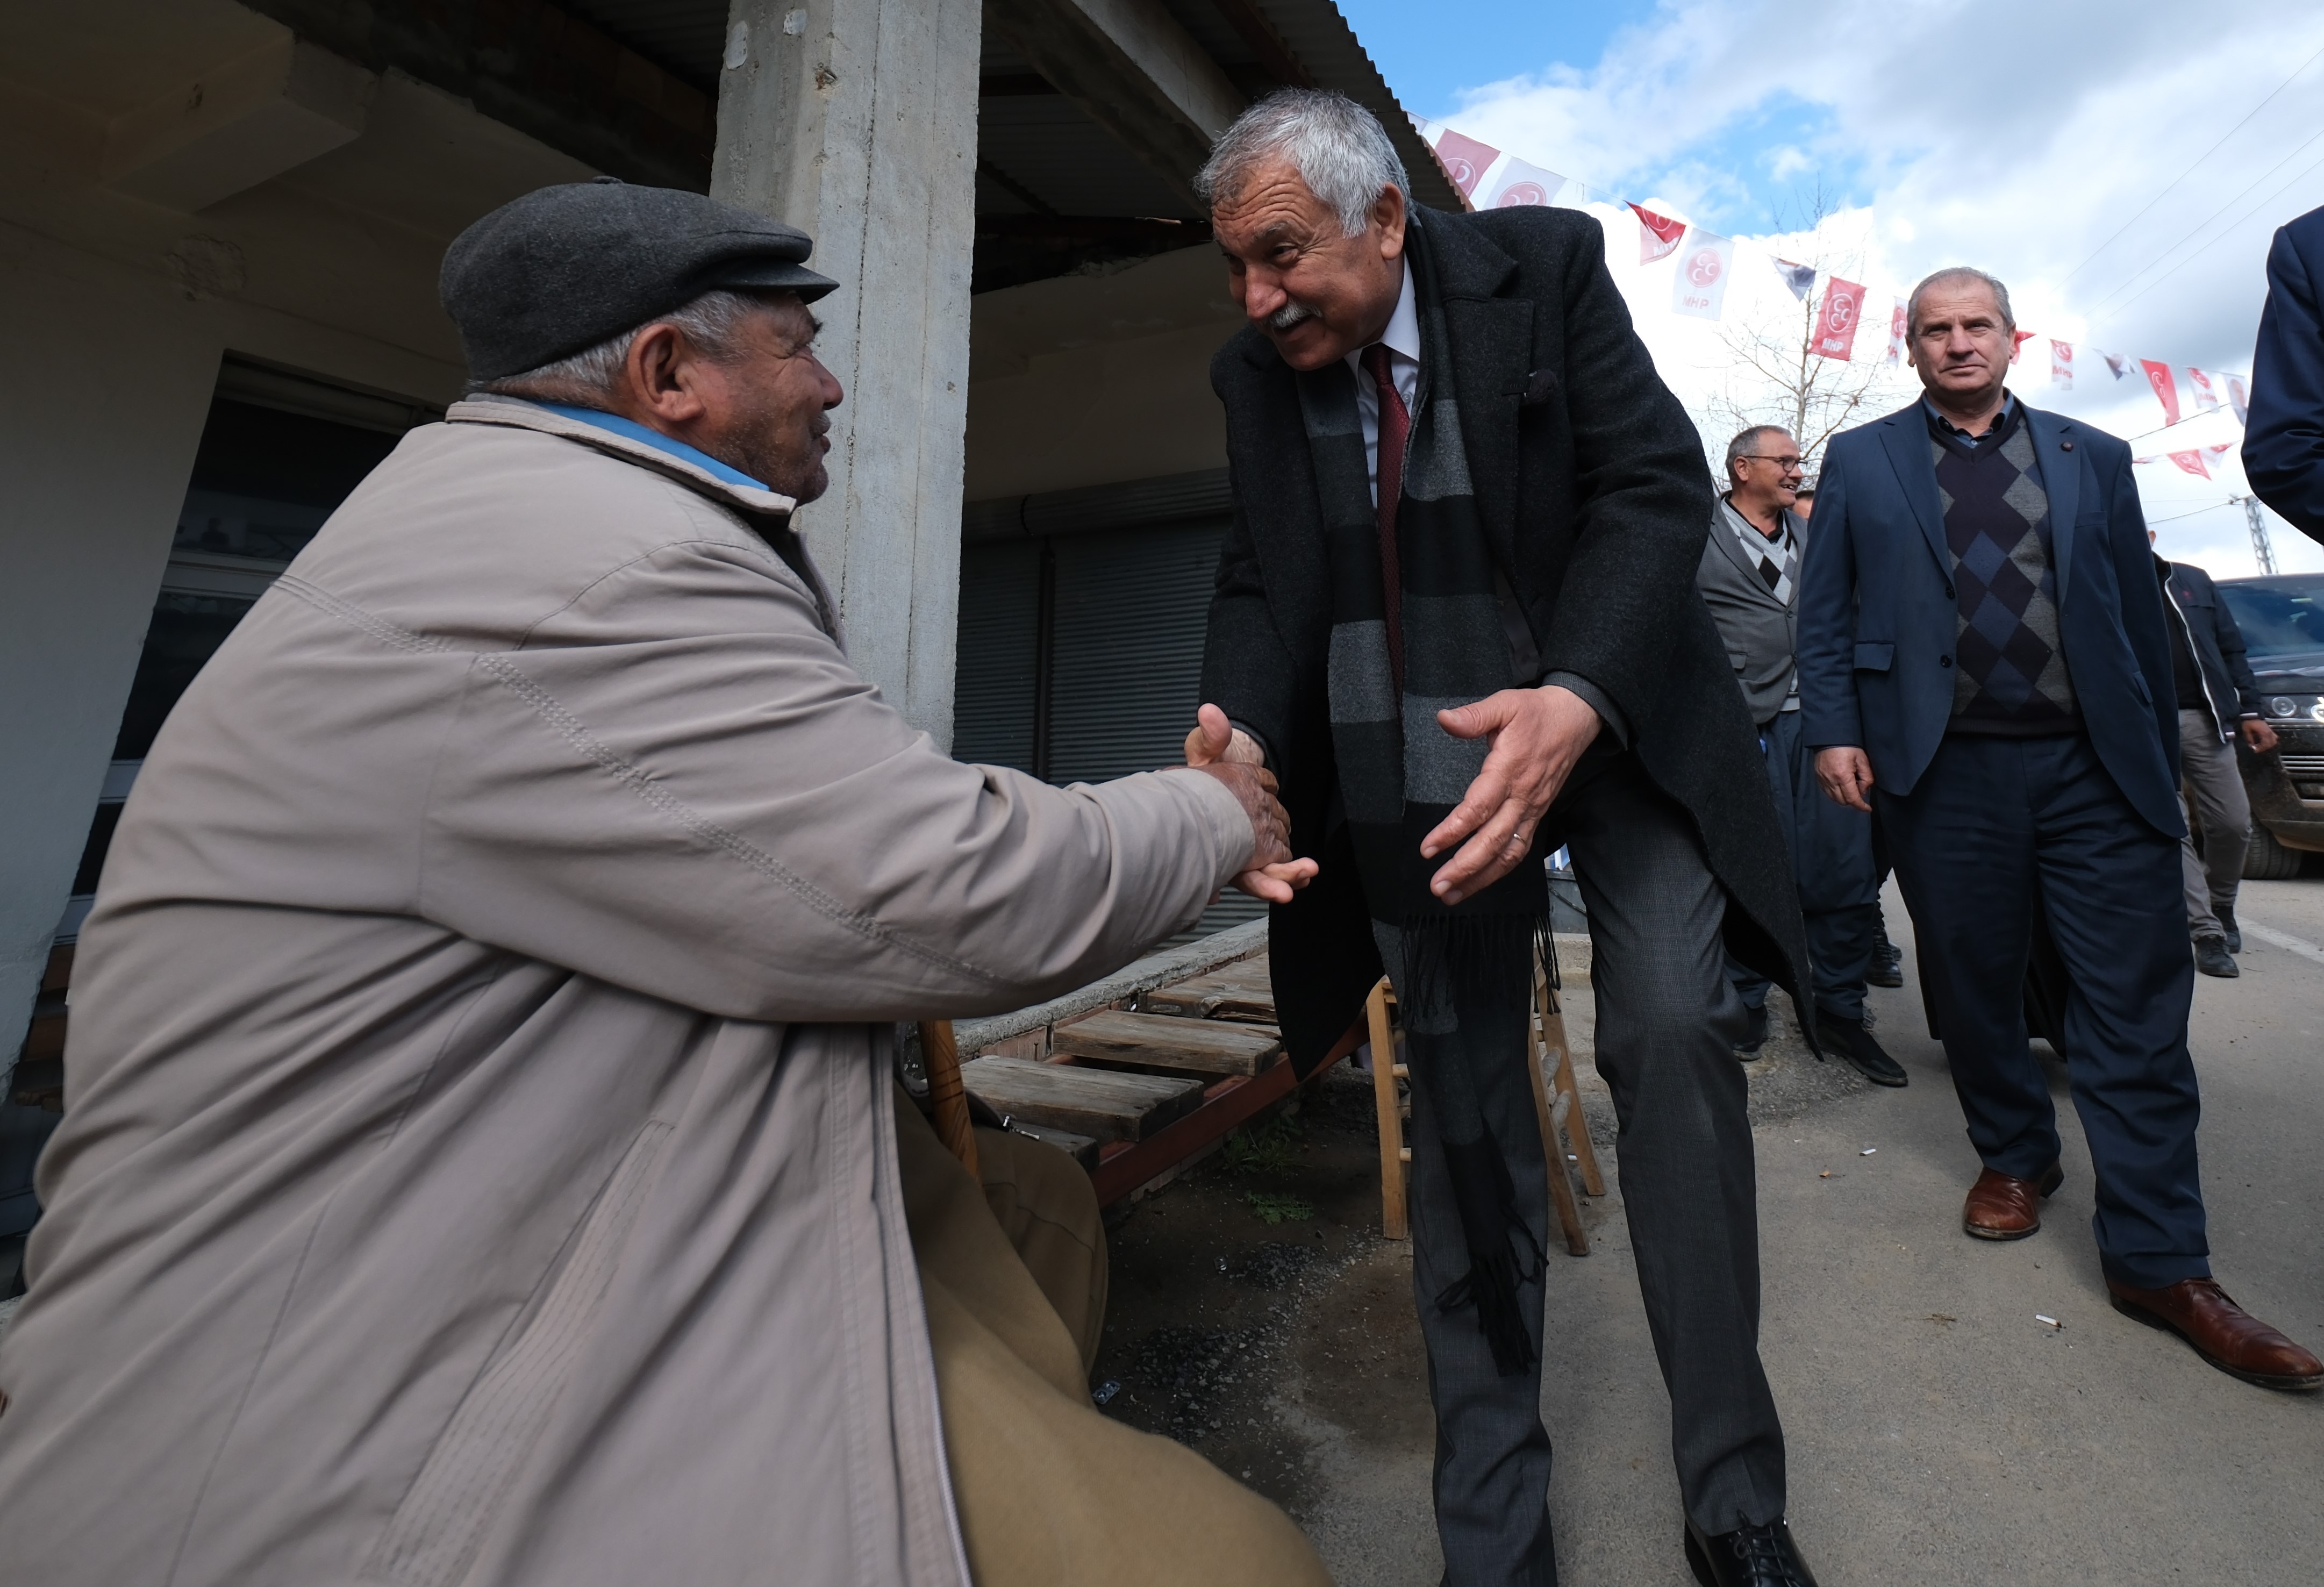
[
  {"x1": 2201, "y1": 567, "x2": 2264, "y2": 716},
  {"x1": 2105, "y1": 440, "x2": 2183, "y2": 783},
  {"x1": 1201, "y1": 458, "x2": 1299, "y2": 776},
  {"x1": 2246, "y1": 211, "x2": 2324, "y2": 544},
  {"x1": 1527, "y1": 218, "x2": 1718, "y2": 724},
  {"x1": 1794, "y1": 440, "x2": 1862, "y2": 749}
]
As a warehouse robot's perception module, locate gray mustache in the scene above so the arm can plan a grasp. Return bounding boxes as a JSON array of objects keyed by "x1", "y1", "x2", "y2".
[{"x1": 1268, "y1": 301, "x2": 1316, "y2": 333}]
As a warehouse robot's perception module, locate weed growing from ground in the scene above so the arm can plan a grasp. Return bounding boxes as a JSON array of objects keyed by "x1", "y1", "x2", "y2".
[{"x1": 1245, "y1": 1191, "x2": 1315, "y2": 1225}]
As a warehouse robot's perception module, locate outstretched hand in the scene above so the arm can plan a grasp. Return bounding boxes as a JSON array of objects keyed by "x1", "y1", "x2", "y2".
[
  {"x1": 1186, "y1": 704, "x2": 1318, "y2": 904},
  {"x1": 1421, "y1": 685, "x2": 1601, "y2": 904}
]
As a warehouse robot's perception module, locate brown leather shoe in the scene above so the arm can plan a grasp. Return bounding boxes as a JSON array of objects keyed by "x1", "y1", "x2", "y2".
[
  {"x1": 1961, "y1": 1161, "x2": 2063, "y2": 1240},
  {"x1": 2108, "y1": 1277, "x2": 2324, "y2": 1391}
]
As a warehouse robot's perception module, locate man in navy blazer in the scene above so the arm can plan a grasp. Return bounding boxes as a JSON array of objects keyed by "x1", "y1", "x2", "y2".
[
  {"x1": 1796, "y1": 267, "x2": 2321, "y2": 1392},
  {"x1": 2246, "y1": 202, "x2": 2324, "y2": 545}
]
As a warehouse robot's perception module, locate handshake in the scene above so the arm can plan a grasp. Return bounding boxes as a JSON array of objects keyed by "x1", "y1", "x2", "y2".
[
  {"x1": 1181, "y1": 682, "x2": 1606, "y2": 907},
  {"x1": 1181, "y1": 703, "x2": 1319, "y2": 904}
]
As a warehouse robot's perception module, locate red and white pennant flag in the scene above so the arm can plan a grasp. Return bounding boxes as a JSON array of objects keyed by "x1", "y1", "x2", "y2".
[
  {"x1": 1413, "y1": 116, "x2": 2258, "y2": 416},
  {"x1": 1630, "y1": 203, "x2": 1686, "y2": 263},
  {"x1": 2140, "y1": 360, "x2": 2181, "y2": 426},
  {"x1": 1812, "y1": 277, "x2": 1866, "y2": 360},
  {"x1": 1429, "y1": 127, "x2": 1499, "y2": 200},
  {"x1": 1483, "y1": 156, "x2": 1566, "y2": 209},
  {"x1": 1672, "y1": 234, "x2": 1736, "y2": 320}
]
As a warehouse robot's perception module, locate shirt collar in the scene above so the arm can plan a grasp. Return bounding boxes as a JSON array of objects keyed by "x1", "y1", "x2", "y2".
[
  {"x1": 1720, "y1": 494, "x2": 1794, "y2": 544},
  {"x1": 1923, "y1": 389, "x2": 2016, "y2": 442},
  {"x1": 537, "y1": 403, "x2": 771, "y2": 491},
  {"x1": 1343, "y1": 259, "x2": 1420, "y2": 379}
]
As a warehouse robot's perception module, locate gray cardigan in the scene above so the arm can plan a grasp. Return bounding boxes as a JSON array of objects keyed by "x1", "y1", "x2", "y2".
[{"x1": 1696, "y1": 497, "x2": 1808, "y2": 726}]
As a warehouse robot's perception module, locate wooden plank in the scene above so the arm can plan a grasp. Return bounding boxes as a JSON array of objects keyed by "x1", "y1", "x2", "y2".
[
  {"x1": 1367, "y1": 978, "x2": 1406, "y2": 1240},
  {"x1": 1142, "y1": 962, "x2": 1277, "y2": 1021},
  {"x1": 1090, "y1": 1003, "x2": 1369, "y2": 1206},
  {"x1": 1526, "y1": 1000, "x2": 1589, "y2": 1258},
  {"x1": 1051, "y1": 1010, "x2": 1282, "y2": 1078},
  {"x1": 959, "y1": 1055, "x2": 1204, "y2": 1143},
  {"x1": 1003, "y1": 1121, "x2": 1100, "y2": 1171}
]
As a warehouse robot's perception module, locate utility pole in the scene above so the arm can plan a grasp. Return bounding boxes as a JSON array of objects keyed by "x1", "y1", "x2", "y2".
[{"x1": 2231, "y1": 494, "x2": 2279, "y2": 575}]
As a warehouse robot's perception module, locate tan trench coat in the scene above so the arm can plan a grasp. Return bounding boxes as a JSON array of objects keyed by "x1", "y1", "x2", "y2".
[{"x1": 0, "y1": 399, "x2": 1252, "y2": 1586}]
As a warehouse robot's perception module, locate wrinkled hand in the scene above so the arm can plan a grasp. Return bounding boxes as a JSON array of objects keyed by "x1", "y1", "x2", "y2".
[
  {"x1": 1421, "y1": 685, "x2": 1601, "y2": 905},
  {"x1": 1184, "y1": 703, "x2": 1265, "y2": 769},
  {"x1": 1188, "y1": 703, "x2": 1318, "y2": 904},
  {"x1": 1815, "y1": 746, "x2": 1875, "y2": 813},
  {"x1": 2241, "y1": 717, "x2": 2280, "y2": 754}
]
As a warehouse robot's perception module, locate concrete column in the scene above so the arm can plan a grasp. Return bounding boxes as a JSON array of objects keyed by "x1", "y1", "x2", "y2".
[
  {"x1": 711, "y1": 0, "x2": 980, "y2": 750},
  {"x1": 0, "y1": 242, "x2": 223, "y2": 1059}
]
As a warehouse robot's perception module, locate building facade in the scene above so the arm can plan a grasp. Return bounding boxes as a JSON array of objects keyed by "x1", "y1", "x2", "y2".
[{"x1": 0, "y1": 0, "x2": 1454, "y2": 1271}]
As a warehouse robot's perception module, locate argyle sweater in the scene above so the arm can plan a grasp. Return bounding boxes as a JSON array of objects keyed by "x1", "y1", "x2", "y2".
[{"x1": 1929, "y1": 401, "x2": 2080, "y2": 733}]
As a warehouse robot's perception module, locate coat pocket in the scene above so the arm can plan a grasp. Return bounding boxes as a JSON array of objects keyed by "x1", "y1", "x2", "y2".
[
  {"x1": 364, "y1": 1119, "x2": 673, "y2": 1587},
  {"x1": 1853, "y1": 641, "x2": 1895, "y2": 672}
]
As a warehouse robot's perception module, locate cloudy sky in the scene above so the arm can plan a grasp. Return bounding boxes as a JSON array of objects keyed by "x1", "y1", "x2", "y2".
[{"x1": 1341, "y1": 0, "x2": 2324, "y2": 577}]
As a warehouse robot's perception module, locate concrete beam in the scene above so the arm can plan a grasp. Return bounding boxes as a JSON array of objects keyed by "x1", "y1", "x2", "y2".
[
  {"x1": 240, "y1": 0, "x2": 717, "y2": 190},
  {"x1": 104, "y1": 38, "x2": 376, "y2": 213},
  {"x1": 711, "y1": 0, "x2": 979, "y2": 749},
  {"x1": 0, "y1": 250, "x2": 224, "y2": 1079},
  {"x1": 983, "y1": 0, "x2": 1246, "y2": 211}
]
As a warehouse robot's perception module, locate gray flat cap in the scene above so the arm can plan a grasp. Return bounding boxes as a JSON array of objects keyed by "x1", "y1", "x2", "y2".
[{"x1": 441, "y1": 177, "x2": 839, "y2": 382}]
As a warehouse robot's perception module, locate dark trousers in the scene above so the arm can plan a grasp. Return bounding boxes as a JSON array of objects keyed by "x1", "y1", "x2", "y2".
[
  {"x1": 1731, "y1": 709, "x2": 1879, "y2": 1024},
  {"x1": 1402, "y1": 759, "x2": 1785, "y2": 1585},
  {"x1": 1877, "y1": 732, "x2": 2209, "y2": 1290}
]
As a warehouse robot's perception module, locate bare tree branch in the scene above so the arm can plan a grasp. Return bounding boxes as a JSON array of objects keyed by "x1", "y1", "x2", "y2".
[{"x1": 1690, "y1": 180, "x2": 1917, "y2": 490}]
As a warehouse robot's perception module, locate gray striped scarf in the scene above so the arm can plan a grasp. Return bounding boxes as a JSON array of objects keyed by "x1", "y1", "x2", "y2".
[{"x1": 1295, "y1": 216, "x2": 1547, "y2": 1374}]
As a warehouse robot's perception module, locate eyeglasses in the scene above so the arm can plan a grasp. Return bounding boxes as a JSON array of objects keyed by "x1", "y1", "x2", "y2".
[{"x1": 1740, "y1": 455, "x2": 1806, "y2": 471}]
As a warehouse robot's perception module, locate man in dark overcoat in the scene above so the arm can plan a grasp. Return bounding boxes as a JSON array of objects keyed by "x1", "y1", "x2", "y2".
[{"x1": 1185, "y1": 91, "x2": 1822, "y2": 1587}]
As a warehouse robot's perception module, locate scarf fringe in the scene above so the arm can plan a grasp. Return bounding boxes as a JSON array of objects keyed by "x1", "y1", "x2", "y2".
[
  {"x1": 1397, "y1": 911, "x2": 1550, "y2": 1038},
  {"x1": 1435, "y1": 1213, "x2": 1547, "y2": 1376}
]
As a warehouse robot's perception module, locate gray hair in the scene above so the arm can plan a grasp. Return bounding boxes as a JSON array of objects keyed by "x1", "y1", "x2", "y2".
[
  {"x1": 1726, "y1": 424, "x2": 1793, "y2": 484},
  {"x1": 1196, "y1": 89, "x2": 1410, "y2": 237},
  {"x1": 471, "y1": 289, "x2": 775, "y2": 400},
  {"x1": 1906, "y1": 267, "x2": 2014, "y2": 338}
]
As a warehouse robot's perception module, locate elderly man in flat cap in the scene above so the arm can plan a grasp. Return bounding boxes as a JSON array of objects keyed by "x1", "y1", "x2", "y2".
[{"x1": 0, "y1": 181, "x2": 1328, "y2": 1587}]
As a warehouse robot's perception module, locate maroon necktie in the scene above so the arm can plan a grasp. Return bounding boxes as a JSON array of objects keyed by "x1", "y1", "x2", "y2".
[{"x1": 1362, "y1": 342, "x2": 1408, "y2": 695}]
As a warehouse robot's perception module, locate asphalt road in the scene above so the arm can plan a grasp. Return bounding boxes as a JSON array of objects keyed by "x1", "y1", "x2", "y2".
[{"x1": 1306, "y1": 874, "x2": 2324, "y2": 1586}]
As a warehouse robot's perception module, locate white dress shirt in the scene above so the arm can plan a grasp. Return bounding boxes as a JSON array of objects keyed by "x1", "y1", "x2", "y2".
[{"x1": 1345, "y1": 260, "x2": 1421, "y2": 505}]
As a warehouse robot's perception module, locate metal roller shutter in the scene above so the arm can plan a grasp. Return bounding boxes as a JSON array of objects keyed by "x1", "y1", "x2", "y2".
[
  {"x1": 950, "y1": 492, "x2": 1265, "y2": 938},
  {"x1": 952, "y1": 539, "x2": 1042, "y2": 774},
  {"x1": 1045, "y1": 520, "x2": 1224, "y2": 783},
  {"x1": 1046, "y1": 519, "x2": 1263, "y2": 936}
]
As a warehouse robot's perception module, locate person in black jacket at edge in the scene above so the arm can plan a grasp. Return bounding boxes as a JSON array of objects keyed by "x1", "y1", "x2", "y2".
[
  {"x1": 2150, "y1": 535, "x2": 2280, "y2": 976},
  {"x1": 1181, "y1": 91, "x2": 1821, "y2": 1587},
  {"x1": 2246, "y1": 202, "x2": 2324, "y2": 546}
]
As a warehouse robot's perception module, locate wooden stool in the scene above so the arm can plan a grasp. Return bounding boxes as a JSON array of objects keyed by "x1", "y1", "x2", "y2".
[{"x1": 1365, "y1": 942, "x2": 1603, "y2": 1253}]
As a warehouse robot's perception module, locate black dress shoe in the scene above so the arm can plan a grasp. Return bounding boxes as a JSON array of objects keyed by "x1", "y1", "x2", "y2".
[
  {"x1": 1815, "y1": 1011, "x2": 1907, "y2": 1086},
  {"x1": 1864, "y1": 950, "x2": 1903, "y2": 989},
  {"x1": 1734, "y1": 1003, "x2": 1770, "y2": 1056},
  {"x1": 1685, "y1": 1515, "x2": 1820, "y2": 1586},
  {"x1": 2217, "y1": 905, "x2": 2242, "y2": 954},
  {"x1": 2193, "y1": 935, "x2": 2238, "y2": 978}
]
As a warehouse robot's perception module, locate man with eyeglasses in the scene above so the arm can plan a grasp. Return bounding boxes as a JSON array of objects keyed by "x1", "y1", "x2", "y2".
[{"x1": 1695, "y1": 428, "x2": 1904, "y2": 1084}]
